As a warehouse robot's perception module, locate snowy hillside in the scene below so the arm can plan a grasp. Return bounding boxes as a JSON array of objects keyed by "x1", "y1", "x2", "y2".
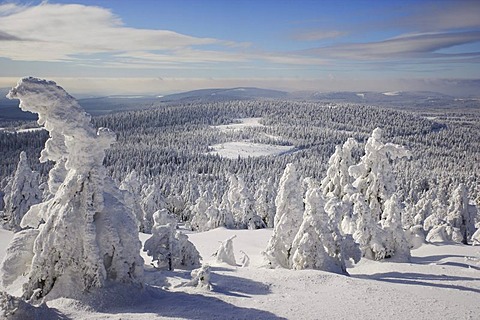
[{"x1": 1, "y1": 227, "x2": 479, "y2": 319}]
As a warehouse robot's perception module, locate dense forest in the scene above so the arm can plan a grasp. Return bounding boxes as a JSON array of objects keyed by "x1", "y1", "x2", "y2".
[{"x1": 1, "y1": 99, "x2": 479, "y2": 233}]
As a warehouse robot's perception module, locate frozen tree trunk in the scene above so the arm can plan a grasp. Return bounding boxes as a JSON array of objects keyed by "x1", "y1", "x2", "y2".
[
  {"x1": 1, "y1": 78, "x2": 144, "y2": 301},
  {"x1": 264, "y1": 163, "x2": 304, "y2": 268}
]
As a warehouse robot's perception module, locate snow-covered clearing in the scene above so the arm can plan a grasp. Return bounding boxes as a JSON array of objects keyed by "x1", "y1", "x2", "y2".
[
  {"x1": 0, "y1": 127, "x2": 44, "y2": 134},
  {"x1": 208, "y1": 141, "x2": 296, "y2": 159},
  {"x1": 383, "y1": 91, "x2": 401, "y2": 96},
  {"x1": 1, "y1": 227, "x2": 479, "y2": 319},
  {"x1": 209, "y1": 118, "x2": 295, "y2": 158},
  {"x1": 213, "y1": 118, "x2": 264, "y2": 132}
]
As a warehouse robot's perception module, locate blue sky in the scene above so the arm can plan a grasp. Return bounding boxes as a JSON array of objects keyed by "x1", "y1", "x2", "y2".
[{"x1": 0, "y1": 0, "x2": 479, "y2": 95}]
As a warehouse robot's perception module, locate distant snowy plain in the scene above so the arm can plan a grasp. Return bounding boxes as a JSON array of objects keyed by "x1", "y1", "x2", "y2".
[{"x1": 1, "y1": 227, "x2": 479, "y2": 319}]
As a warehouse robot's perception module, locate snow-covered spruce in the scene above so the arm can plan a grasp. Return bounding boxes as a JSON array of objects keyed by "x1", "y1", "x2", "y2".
[
  {"x1": 2, "y1": 151, "x2": 41, "y2": 231},
  {"x1": 1, "y1": 77, "x2": 144, "y2": 301},
  {"x1": 264, "y1": 163, "x2": 304, "y2": 268},
  {"x1": 291, "y1": 179, "x2": 360, "y2": 274},
  {"x1": 321, "y1": 138, "x2": 358, "y2": 235},
  {"x1": 119, "y1": 170, "x2": 146, "y2": 231},
  {"x1": 144, "y1": 209, "x2": 200, "y2": 270},
  {"x1": 349, "y1": 128, "x2": 411, "y2": 261}
]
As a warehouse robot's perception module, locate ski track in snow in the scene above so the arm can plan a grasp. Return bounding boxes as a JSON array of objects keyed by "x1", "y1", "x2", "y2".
[{"x1": 1, "y1": 227, "x2": 480, "y2": 319}]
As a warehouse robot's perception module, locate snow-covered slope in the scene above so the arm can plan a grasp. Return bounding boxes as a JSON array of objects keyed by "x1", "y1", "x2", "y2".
[{"x1": 2, "y1": 227, "x2": 479, "y2": 319}]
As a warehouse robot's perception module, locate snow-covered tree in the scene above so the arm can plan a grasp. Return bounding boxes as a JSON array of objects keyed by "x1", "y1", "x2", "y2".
[
  {"x1": 381, "y1": 194, "x2": 411, "y2": 260},
  {"x1": 446, "y1": 184, "x2": 476, "y2": 244},
  {"x1": 349, "y1": 128, "x2": 411, "y2": 261},
  {"x1": 220, "y1": 174, "x2": 264, "y2": 229},
  {"x1": 119, "y1": 170, "x2": 145, "y2": 230},
  {"x1": 2, "y1": 151, "x2": 41, "y2": 231},
  {"x1": 141, "y1": 183, "x2": 170, "y2": 233},
  {"x1": 321, "y1": 138, "x2": 358, "y2": 235},
  {"x1": 264, "y1": 163, "x2": 304, "y2": 268},
  {"x1": 291, "y1": 180, "x2": 360, "y2": 274},
  {"x1": 214, "y1": 235, "x2": 237, "y2": 266},
  {"x1": 144, "y1": 209, "x2": 200, "y2": 270},
  {"x1": 321, "y1": 138, "x2": 357, "y2": 199},
  {"x1": 254, "y1": 177, "x2": 276, "y2": 228},
  {"x1": 1, "y1": 77, "x2": 144, "y2": 301}
]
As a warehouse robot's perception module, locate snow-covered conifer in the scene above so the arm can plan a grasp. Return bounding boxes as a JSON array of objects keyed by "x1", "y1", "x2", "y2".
[
  {"x1": 321, "y1": 138, "x2": 357, "y2": 199},
  {"x1": 291, "y1": 180, "x2": 360, "y2": 274},
  {"x1": 381, "y1": 194, "x2": 411, "y2": 260},
  {"x1": 144, "y1": 209, "x2": 200, "y2": 270},
  {"x1": 2, "y1": 151, "x2": 41, "y2": 231},
  {"x1": 349, "y1": 128, "x2": 411, "y2": 260},
  {"x1": 141, "y1": 183, "x2": 169, "y2": 233},
  {"x1": 1, "y1": 77, "x2": 144, "y2": 301},
  {"x1": 264, "y1": 163, "x2": 304, "y2": 268},
  {"x1": 446, "y1": 184, "x2": 476, "y2": 244},
  {"x1": 119, "y1": 170, "x2": 145, "y2": 230}
]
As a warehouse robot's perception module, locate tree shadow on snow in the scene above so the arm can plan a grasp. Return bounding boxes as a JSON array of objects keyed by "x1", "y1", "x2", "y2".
[
  {"x1": 102, "y1": 285, "x2": 285, "y2": 320},
  {"x1": 411, "y1": 254, "x2": 474, "y2": 265},
  {"x1": 209, "y1": 272, "x2": 271, "y2": 298},
  {"x1": 354, "y1": 272, "x2": 480, "y2": 294}
]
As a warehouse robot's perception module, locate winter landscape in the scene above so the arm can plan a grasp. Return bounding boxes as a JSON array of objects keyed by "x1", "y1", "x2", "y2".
[{"x1": 1, "y1": 1, "x2": 480, "y2": 319}]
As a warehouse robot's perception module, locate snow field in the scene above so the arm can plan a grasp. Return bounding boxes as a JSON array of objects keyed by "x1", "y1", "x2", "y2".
[{"x1": 2, "y1": 226, "x2": 480, "y2": 319}]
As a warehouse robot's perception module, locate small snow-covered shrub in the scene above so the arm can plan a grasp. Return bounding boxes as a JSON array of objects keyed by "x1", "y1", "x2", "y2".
[
  {"x1": 214, "y1": 235, "x2": 237, "y2": 266},
  {"x1": 405, "y1": 225, "x2": 425, "y2": 249},
  {"x1": 183, "y1": 265, "x2": 212, "y2": 290}
]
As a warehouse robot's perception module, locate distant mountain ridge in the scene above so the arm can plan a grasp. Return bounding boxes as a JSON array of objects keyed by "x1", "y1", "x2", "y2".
[
  {"x1": 158, "y1": 87, "x2": 288, "y2": 102},
  {"x1": 1, "y1": 86, "x2": 478, "y2": 121}
]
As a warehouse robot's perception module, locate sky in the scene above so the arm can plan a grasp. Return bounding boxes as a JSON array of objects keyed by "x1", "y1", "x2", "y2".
[{"x1": 0, "y1": 0, "x2": 479, "y2": 96}]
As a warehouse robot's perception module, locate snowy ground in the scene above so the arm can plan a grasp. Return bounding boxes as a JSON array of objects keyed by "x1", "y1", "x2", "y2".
[{"x1": 1, "y1": 227, "x2": 479, "y2": 319}]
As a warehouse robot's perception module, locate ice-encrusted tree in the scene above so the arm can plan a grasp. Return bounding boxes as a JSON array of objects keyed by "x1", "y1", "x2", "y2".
[
  {"x1": 264, "y1": 163, "x2": 304, "y2": 268},
  {"x1": 2, "y1": 151, "x2": 41, "y2": 231},
  {"x1": 349, "y1": 128, "x2": 411, "y2": 261},
  {"x1": 1, "y1": 77, "x2": 144, "y2": 301},
  {"x1": 144, "y1": 209, "x2": 200, "y2": 270},
  {"x1": 381, "y1": 194, "x2": 411, "y2": 260},
  {"x1": 220, "y1": 174, "x2": 264, "y2": 229},
  {"x1": 254, "y1": 177, "x2": 276, "y2": 228},
  {"x1": 214, "y1": 235, "x2": 237, "y2": 266},
  {"x1": 141, "y1": 183, "x2": 169, "y2": 233},
  {"x1": 119, "y1": 170, "x2": 145, "y2": 231},
  {"x1": 321, "y1": 138, "x2": 357, "y2": 199},
  {"x1": 321, "y1": 138, "x2": 358, "y2": 234},
  {"x1": 446, "y1": 184, "x2": 476, "y2": 244},
  {"x1": 291, "y1": 180, "x2": 360, "y2": 274}
]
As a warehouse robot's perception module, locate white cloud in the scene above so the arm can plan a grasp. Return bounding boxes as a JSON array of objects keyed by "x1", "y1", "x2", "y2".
[
  {"x1": 0, "y1": 2, "x2": 326, "y2": 68},
  {"x1": 305, "y1": 31, "x2": 480, "y2": 60},
  {"x1": 0, "y1": 3, "x2": 219, "y2": 61}
]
